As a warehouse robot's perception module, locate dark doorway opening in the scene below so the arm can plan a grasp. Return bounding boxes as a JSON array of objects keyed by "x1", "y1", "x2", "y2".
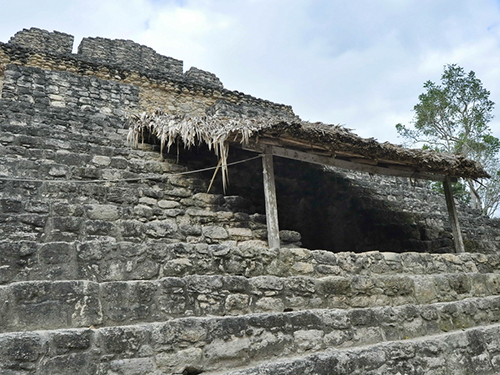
[{"x1": 160, "y1": 142, "x2": 452, "y2": 253}]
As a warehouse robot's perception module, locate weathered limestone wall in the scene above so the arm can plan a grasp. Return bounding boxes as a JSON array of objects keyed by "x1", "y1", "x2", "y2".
[
  {"x1": 77, "y1": 36, "x2": 184, "y2": 77},
  {"x1": 8, "y1": 28, "x2": 74, "y2": 54},
  {"x1": 2, "y1": 63, "x2": 138, "y2": 115},
  {"x1": 341, "y1": 169, "x2": 500, "y2": 253},
  {"x1": 226, "y1": 322, "x2": 500, "y2": 375},
  {"x1": 0, "y1": 28, "x2": 296, "y2": 119},
  {"x1": 0, "y1": 63, "x2": 281, "y2": 257},
  {"x1": 1, "y1": 27, "x2": 498, "y2": 255},
  {"x1": 3, "y1": 258, "x2": 500, "y2": 332}
]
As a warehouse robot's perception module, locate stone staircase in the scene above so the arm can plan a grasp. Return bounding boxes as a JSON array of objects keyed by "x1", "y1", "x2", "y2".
[
  {"x1": 3, "y1": 245, "x2": 500, "y2": 374},
  {"x1": 2, "y1": 38, "x2": 500, "y2": 375},
  {"x1": 2, "y1": 114, "x2": 500, "y2": 375}
]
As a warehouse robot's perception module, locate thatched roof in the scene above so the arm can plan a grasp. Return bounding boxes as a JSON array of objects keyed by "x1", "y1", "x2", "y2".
[{"x1": 127, "y1": 111, "x2": 489, "y2": 183}]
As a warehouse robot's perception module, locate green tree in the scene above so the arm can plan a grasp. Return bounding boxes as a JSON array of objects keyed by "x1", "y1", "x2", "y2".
[{"x1": 396, "y1": 64, "x2": 500, "y2": 216}]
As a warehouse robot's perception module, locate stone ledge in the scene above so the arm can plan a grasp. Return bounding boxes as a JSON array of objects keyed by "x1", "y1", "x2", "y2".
[
  {"x1": 3, "y1": 238, "x2": 500, "y2": 284},
  {"x1": 2, "y1": 273, "x2": 500, "y2": 332},
  {"x1": 218, "y1": 323, "x2": 500, "y2": 375},
  {"x1": 1, "y1": 298, "x2": 500, "y2": 374}
]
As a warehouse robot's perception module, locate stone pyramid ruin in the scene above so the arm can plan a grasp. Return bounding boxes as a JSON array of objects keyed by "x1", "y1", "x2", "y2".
[{"x1": 1, "y1": 28, "x2": 500, "y2": 374}]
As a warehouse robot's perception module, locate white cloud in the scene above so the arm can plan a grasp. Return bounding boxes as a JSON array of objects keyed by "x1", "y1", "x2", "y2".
[{"x1": 137, "y1": 6, "x2": 233, "y2": 70}]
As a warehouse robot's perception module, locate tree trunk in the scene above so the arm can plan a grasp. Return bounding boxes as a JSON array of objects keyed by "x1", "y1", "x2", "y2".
[{"x1": 467, "y1": 179, "x2": 482, "y2": 211}]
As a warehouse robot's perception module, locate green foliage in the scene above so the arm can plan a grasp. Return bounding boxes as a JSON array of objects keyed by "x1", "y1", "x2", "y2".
[
  {"x1": 396, "y1": 64, "x2": 500, "y2": 217},
  {"x1": 430, "y1": 181, "x2": 470, "y2": 205},
  {"x1": 396, "y1": 64, "x2": 494, "y2": 154}
]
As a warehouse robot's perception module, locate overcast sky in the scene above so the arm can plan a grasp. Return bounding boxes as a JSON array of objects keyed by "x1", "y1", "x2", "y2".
[{"x1": 1, "y1": 0, "x2": 500, "y2": 144}]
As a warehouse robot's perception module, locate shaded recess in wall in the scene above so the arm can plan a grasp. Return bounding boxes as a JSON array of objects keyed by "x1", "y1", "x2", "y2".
[{"x1": 155, "y1": 139, "x2": 454, "y2": 253}]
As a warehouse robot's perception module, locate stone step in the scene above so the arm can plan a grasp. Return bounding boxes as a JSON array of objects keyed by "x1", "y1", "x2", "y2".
[
  {"x1": 2, "y1": 240, "x2": 499, "y2": 284},
  {"x1": 0, "y1": 140, "x2": 186, "y2": 182},
  {"x1": 1, "y1": 297, "x2": 499, "y2": 374},
  {"x1": 2, "y1": 273, "x2": 500, "y2": 333},
  {"x1": 208, "y1": 323, "x2": 500, "y2": 375},
  {"x1": 0, "y1": 123, "x2": 127, "y2": 150},
  {"x1": 0, "y1": 99, "x2": 129, "y2": 130},
  {"x1": 148, "y1": 244, "x2": 500, "y2": 279}
]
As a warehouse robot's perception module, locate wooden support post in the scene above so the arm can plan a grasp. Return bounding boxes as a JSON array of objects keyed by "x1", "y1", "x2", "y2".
[
  {"x1": 443, "y1": 176, "x2": 465, "y2": 253},
  {"x1": 262, "y1": 146, "x2": 280, "y2": 249}
]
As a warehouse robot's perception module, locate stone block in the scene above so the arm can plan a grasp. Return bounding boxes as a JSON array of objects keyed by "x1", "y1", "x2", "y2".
[
  {"x1": 138, "y1": 196, "x2": 157, "y2": 206},
  {"x1": 145, "y1": 219, "x2": 178, "y2": 238},
  {"x1": 8, "y1": 281, "x2": 102, "y2": 330},
  {"x1": 86, "y1": 204, "x2": 120, "y2": 221},
  {"x1": 280, "y1": 230, "x2": 301, "y2": 243},
  {"x1": 255, "y1": 297, "x2": 285, "y2": 312},
  {"x1": 294, "y1": 329, "x2": 324, "y2": 351},
  {"x1": 119, "y1": 220, "x2": 146, "y2": 238},
  {"x1": 2, "y1": 334, "x2": 43, "y2": 362},
  {"x1": 156, "y1": 347, "x2": 203, "y2": 374},
  {"x1": 39, "y1": 352, "x2": 99, "y2": 375},
  {"x1": 91, "y1": 155, "x2": 111, "y2": 166},
  {"x1": 251, "y1": 276, "x2": 284, "y2": 292},
  {"x1": 84, "y1": 219, "x2": 117, "y2": 236},
  {"x1": 225, "y1": 294, "x2": 251, "y2": 315},
  {"x1": 50, "y1": 217, "x2": 83, "y2": 233},
  {"x1": 0, "y1": 199, "x2": 23, "y2": 213},
  {"x1": 204, "y1": 337, "x2": 251, "y2": 361},
  {"x1": 227, "y1": 227, "x2": 253, "y2": 238},
  {"x1": 39, "y1": 242, "x2": 73, "y2": 264},
  {"x1": 158, "y1": 199, "x2": 180, "y2": 209},
  {"x1": 202, "y1": 226, "x2": 228, "y2": 240},
  {"x1": 51, "y1": 330, "x2": 93, "y2": 353}
]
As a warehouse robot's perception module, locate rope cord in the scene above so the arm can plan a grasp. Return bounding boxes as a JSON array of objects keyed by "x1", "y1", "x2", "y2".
[{"x1": 0, "y1": 155, "x2": 263, "y2": 184}]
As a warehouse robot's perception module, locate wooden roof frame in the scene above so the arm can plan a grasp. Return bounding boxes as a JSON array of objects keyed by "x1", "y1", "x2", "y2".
[
  {"x1": 242, "y1": 141, "x2": 465, "y2": 253},
  {"x1": 128, "y1": 112, "x2": 474, "y2": 253}
]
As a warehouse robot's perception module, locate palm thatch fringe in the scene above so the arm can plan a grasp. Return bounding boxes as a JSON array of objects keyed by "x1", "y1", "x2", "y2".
[
  {"x1": 127, "y1": 111, "x2": 489, "y2": 188},
  {"x1": 127, "y1": 111, "x2": 290, "y2": 189}
]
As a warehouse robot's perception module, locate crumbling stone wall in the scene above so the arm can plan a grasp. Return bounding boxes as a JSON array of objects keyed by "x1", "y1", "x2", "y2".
[
  {"x1": 2, "y1": 63, "x2": 138, "y2": 114},
  {"x1": 77, "y1": 36, "x2": 184, "y2": 78},
  {"x1": 8, "y1": 28, "x2": 74, "y2": 54},
  {"x1": 0, "y1": 28, "x2": 295, "y2": 119},
  {"x1": 185, "y1": 67, "x2": 224, "y2": 88},
  {"x1": 1, "y1": 27, "x2": 497, "y2": 255},
  {"x1": 341, "y1": 169, "x2": 500, "y2": 253}
]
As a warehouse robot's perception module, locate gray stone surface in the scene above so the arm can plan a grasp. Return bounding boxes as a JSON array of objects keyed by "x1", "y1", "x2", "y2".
[
  {"x1": 218, "y1": 323, "x2": 500, "y2": 375},
  {"x1": 77, "y1": 36, "x2": 184, "y2": 77},
  {"x1": 1, "y1": 298, "x2": 500, "y2": 374},
  {"x1": 8, "y1": 27, "x2": 74, "y2": 54},
  {"x1": 185, "y1": 66, "x2": 223, "y2": 88}
]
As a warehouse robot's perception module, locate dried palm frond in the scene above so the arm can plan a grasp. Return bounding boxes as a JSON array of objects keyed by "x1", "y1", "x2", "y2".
[
  {"x1": 127, "y1": 111, "x2": 292, "y2": 190},
  {"x1": 128, "y1": 111, "x2": 490, "y2": 188}
]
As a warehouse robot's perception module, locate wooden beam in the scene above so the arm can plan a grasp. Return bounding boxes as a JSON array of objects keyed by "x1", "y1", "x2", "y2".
[
  {"x1": 262, "y1": 146, "x2": 281, "y2": 249},
  {"x1": 443, "y1": 176, "x2": 465, "y2": 253},
  {"x1": 243, "y1": 144, "x2": 450, "y2": 182}
]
